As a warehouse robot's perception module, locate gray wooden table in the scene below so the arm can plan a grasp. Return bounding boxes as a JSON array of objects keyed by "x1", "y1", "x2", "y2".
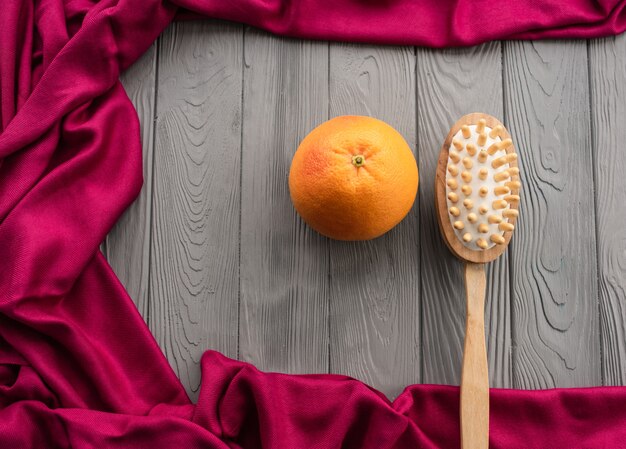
[{"x1": 103, "y1": 20, "x2": 626, "y2": 401}]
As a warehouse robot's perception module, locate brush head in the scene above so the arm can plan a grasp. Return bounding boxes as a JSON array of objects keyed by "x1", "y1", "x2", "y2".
[{"x1": 435, "y1": 113, "x2": 520, "y2": 264}]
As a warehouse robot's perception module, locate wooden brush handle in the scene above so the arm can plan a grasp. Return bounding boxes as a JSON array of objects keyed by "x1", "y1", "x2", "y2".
[{"x1": 461, "y1": 262, "x2": 489, "y2": 449}]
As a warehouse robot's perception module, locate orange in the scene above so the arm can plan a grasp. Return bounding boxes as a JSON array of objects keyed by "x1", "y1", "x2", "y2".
[{"x1": 289, "y1": 115, "x2": 418, "y2": 241}]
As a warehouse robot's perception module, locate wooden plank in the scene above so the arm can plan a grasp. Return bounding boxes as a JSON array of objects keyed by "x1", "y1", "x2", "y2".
[
  {"x1": 150, "y1": 21, "x2": 242, "y2": 400},
  {"x1": 328, "y1": 43, "x2": 419, "y2": 399},
  {"x1": 588, "y1": 34, "x2": 626, "y2": 386},
  {"x1": 240, "y1": 30, "x2": 329, "y2": 373},
  {"x1": 503, "y1": 41, "x2": 600, "y2": 388},
  {"x1": 417, "y1": 43, "x2": 511, "y2": 388},
  {"x1": 105, "y1": 43, "x2": 157, "y2": 319}
]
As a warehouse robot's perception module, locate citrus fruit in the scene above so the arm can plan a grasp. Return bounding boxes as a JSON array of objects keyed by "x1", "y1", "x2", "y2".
[{"x1": 288, "y1": 115, "x2": 418, "y2": 241}]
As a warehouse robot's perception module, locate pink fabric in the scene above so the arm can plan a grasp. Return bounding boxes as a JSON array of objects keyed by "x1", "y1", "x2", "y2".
[
  {"x1": 1, "y1": 0, "x2": 626, "y2": 447},
  {"x1": 178, "y1": 0, "x2": 626, "y2": 46}
]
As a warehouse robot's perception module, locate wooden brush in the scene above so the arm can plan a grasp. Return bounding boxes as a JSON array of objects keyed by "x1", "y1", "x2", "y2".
[{"x1": 435, "y1": 113, "x2": 520, "y2": 449}]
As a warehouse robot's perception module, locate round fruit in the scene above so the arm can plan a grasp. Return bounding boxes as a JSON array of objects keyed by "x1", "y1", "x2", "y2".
[{"x1": 289, "y1": 115, "x2": 418, "y2": 241}]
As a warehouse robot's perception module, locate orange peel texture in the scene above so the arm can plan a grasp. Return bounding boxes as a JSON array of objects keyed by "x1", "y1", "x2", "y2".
[{"x1": 289, "y1": 116, "x2": 418, "y2": 241}]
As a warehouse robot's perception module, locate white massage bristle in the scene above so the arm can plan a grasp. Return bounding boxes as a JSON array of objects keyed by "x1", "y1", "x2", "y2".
[
  {"x1": 486, "y1": 143, "x2": 499, "y2": 155},
  {"x1": 499, "y1": 222, "x2": 514, "y2": 232},
  {"x1": 492, "y1": 153, "x2": 517, "y2": 169},
  {"x1": 494, "y1": 186, "x2": 510, "y2": 196},
  {"x1": 487, "y1": 138, "x2": 512, "y2": 156},
  {"x1": 445, "y1": 119, "x2": 520, "y2": 250},
  {"x1": 494, "y1": 171, "x2": 509, "y2": 182},
  {"x1": 502, "y1": 209, "x2": 518, "y2": 219},
  {"x1": 489, "y1": 125, "x2": 503, "y2": 139},
  {"x1": 506, "y1": 180, "x2": 521, "y2": 190},
  {"x1": 493, "y1": 199, "x2": 507, "y2": 209}
]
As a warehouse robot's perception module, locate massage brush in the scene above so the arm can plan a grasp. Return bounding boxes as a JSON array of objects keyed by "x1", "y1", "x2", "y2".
[{"x1": 435, "y1": 113, "x2": 520, "y2": 449}]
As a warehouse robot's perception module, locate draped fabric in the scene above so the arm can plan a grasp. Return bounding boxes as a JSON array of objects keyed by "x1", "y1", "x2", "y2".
[{"x1": 1, "y1": 0, "x2": 625, "y2": 447}]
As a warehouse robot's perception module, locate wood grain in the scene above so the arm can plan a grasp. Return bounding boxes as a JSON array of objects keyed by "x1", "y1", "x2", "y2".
[
  {"x1": 589, "y1": 34, "x2": 626, "y2": 386},
  {"x1": 239, "y1": 29, "x2": 329, "y2": 373},
  {"x1": 417, "y1": 43, "x2": 512, "y2": 388},
  {"x1": 328, "y1": 43, "x2": 419, "y2": 399},
  {"x1": 110, "y1": 27, "x2": 619, "y2": 392},
  {"x1": 105, "y1": 43, "x2": 157, "y2": 319},
  {"x1": 461, "y1": 263, "x2": 488, "y2": 449},
  {"x1": 150, "y1": 21, "x2": 242, "y2": 399},
  {"x1": 503, "y1": 41, "x2": 600, "y2": 388}
]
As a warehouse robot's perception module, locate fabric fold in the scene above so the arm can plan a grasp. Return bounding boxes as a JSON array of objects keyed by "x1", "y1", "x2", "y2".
[{"x1": 175, "y1": 0, "x2": 626, "y2": 46}]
